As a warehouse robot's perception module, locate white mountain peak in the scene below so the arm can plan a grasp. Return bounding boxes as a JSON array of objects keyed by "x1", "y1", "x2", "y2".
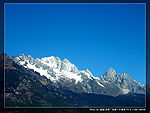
[
  {"x1": 63, "y1": 58, "x2": 70, "y2": 63},
  {"x1": 41, "y1": 56, "x2": 58, "y2": 60}
]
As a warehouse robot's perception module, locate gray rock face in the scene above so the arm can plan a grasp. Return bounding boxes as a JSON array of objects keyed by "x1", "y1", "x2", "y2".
[
  {"x1": 99, "y1": 68, "x2": 145, "y2": 95},
  {"x1": 12, "y1": 54, "x2": 145, "y2": 96}
]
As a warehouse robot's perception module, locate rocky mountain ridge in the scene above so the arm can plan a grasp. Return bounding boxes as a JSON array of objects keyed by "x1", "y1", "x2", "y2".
[{"x1": 11, "y1": 54, "x2": 145, "y2": 96}]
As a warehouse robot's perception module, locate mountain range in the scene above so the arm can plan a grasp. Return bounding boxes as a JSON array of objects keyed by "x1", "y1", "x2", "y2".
[{"x1": 4, "y1": 54, "x2": 145, "y2": 107}]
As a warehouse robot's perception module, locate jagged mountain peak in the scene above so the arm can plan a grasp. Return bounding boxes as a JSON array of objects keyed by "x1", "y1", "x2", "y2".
[
  {"x1": 27, "y1": 55, "x2": 34, "y2": 60},
  {"x1": 63, "y1": 58, "x2": 70, "y2": 63},
  {"x1": 27, "y1": 54, "x2": 33, "y2": 58},
  {"x1": 41, "y1": 56, "x2": 61, "y2": 62},
  {"x1": 18, "y1": 54, "x2": 26, "y2": 58},
  {"x1": 35, "y1": 58, "x2": 40, "y2": 61},
  {"x1": 119, "y1": 72, "x2": 131, "y2": 79},
  {"x1": 100, "y1": 68, "x2": 117, "y2": 81},
  {"x1": 79, "y1": 69, "x2": 95, "y2": 80},
  {"x1": 20, "y1": 54, "x2": 25, "y2": 56},
  {"x1": 86, "y1": 69, "x2": 91, "y2": 73},
  {"x1": 106, "y1": 67, "x2": 116, "y2": 75},
  {"x1": 101, "y1": 68, "x2": 133, "y2": 81},
  {"x1": 14, "y1": 54, "x2": 27, "y2": 61},
  {"x1": 41, "y1": 56, "x2": 72, "y2": 65},
  {"x1": 85, "y1": 69, "x2": 93, "y2": 76}
]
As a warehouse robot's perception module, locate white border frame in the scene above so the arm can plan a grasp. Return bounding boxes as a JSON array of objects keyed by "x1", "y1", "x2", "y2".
[{"x1": 4, "y1": 3, "x2": 147, "y2": 109}]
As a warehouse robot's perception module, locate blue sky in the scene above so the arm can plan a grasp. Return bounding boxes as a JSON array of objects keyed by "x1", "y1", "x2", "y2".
[{"x1": 5, "y1": 3, "x2": 146, "y2": 84}]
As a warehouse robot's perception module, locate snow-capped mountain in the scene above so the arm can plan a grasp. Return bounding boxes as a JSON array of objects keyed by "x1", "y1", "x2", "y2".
[
  {"x1": 3, "y1": 54, "x2": 146, "y2": 107},
  {"x1": 12, "y1": 54, "x2": 145, "y2": 96}
]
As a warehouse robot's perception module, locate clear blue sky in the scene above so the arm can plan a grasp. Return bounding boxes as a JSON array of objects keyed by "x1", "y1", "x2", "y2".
[{"x1": 5, "y1": 3, "x2": 146, "y2": 84}]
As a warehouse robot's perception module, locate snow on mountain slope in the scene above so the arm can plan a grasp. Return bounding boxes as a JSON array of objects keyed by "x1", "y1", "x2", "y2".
[
  {"x1": 97, "y1": 82, "x2": 105, "y2": 87},
  {"x1": 12, "y1": 54, "x2": 104, "y2": 86},
  {"x1": 12, "y1": 54, "x2": 84, "y2": 83}
]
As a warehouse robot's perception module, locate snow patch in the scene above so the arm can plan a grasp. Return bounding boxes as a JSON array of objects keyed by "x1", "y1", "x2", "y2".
[
  {"x1": 25, "y1": 61, "x2": 56, "y2": 81},
  {"x1": 19, "y1": 61, "x2": 25, "y2": 65},
  {"x1": 97, "y1": 82, "x2": 104, "y2": 87},
  {"x1": 122, "y1": 88, "x2": 130, "y2": 94},
  {"x1": 61, "y1": 70, "x2": 83, "y2": 83}
]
